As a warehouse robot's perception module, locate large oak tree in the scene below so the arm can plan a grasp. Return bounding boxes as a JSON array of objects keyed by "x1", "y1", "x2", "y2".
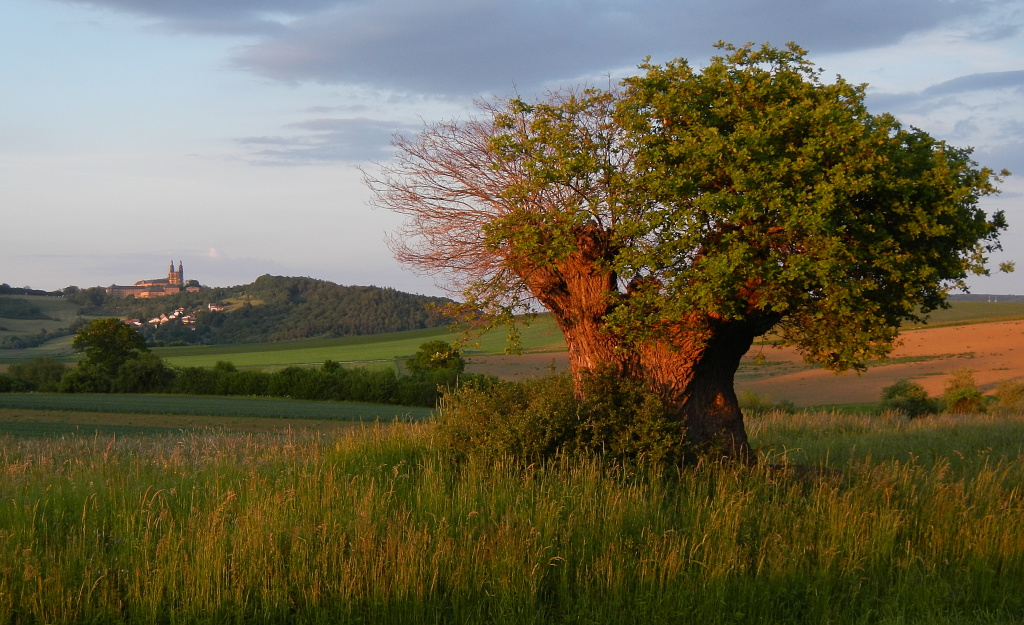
[{"x1": 366, "y1": 43, "x2": 1008, "y2": 460}]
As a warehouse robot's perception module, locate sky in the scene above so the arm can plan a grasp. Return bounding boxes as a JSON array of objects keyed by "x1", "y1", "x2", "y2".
[{"x1": 2, "y1": 0, "x2": 1023, "y2": 297}]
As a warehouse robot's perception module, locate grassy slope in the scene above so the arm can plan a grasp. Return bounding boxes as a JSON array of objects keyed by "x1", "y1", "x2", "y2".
[{"x1": 0, "y1": 295, "x2": 91, "y2": 361}]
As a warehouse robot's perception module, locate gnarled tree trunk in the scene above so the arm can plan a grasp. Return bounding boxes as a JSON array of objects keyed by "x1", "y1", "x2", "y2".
[
  {"x1": 639, "y1": 321, "x2": 759, "y2": 461},
  {"x1": 514, "y1": 226, "x2": 760, "y2": 461}
]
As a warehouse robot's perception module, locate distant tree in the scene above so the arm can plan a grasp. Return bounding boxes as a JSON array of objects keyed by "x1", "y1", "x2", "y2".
[
  {"x1": 405, "y1": 340, "x2": 466, "y2": 374},
  {"x1": 367, "y1": 42, "x2": 1009, "y2": 461},
  {"x1": 72, "y1": 318, "x2": 149, "y2": 378},
  {"x1": 113, "y1": 352, "x2": 174, "y2": 393},
  {"x1": 880, "y1": 380, "x2": 938, "y2": 418}
]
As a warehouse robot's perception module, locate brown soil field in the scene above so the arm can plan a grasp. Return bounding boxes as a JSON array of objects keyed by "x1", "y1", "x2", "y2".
[{"x1": 465, "y1": 320, "x2": 1024, "y2": 406}]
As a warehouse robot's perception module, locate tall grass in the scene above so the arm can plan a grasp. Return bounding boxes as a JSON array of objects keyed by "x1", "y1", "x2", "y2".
[{"x1": 1, "y1": 415, "x2": 1022, "y2": 624}]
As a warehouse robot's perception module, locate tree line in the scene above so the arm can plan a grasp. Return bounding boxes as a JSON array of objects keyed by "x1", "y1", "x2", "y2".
[{"x1": 0, "y1": 320, "x2": 487, "y2": 408}]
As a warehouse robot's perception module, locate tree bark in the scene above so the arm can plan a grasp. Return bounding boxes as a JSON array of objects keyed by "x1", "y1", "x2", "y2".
[
  {"x1": 517, "y1": 225, "x2": 634, "y2": 385},
  {"x1": 514, "y1": 226, "x2": 762, "y2": 462},
  {"x1": 640, "y1": 322, "x2": 758, "y2": 461}
]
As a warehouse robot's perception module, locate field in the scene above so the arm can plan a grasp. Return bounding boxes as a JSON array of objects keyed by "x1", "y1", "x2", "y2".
[
  {"x1": 464, "y1": 304, "x2": 1024, "y2": 407},
  {"x1": 2, "y1": 303, "x2": 1023, "y2": 622},
  {"x1": 0, "y1": 394, "x2": 432, "y2": 438},
  {"x1": 149, "y1": 317, "x2": 568, "y2": 370},
  {"x1": 1, "y1": 412, "x2": 1022, "y2": 624}
]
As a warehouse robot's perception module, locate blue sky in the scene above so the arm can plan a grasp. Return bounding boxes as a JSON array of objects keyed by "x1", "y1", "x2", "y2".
[{"x1": 2, "y1": 0, "x2": 1022, "y2": 296}]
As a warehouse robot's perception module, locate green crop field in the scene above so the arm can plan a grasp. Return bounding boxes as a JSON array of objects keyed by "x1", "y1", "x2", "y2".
[
  {"x1": 904, "y1": 300, "x2": 1024, "y2": 328},
  {"x1": 0, "y1": 410, "x2": 1022, "y2": 624},
  {"x1": 0, "y1": 393, "x2": 432, "y2": 423},
  {"x1": 152, "y1": 314, "x2": 568, "y2": 369}
]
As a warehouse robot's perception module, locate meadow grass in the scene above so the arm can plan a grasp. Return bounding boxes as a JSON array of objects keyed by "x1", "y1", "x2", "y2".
[{"x1": 0, "y1": 412, "x2": 1021, "y2": 624}]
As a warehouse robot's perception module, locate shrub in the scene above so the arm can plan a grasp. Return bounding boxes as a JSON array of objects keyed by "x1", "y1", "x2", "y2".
[
  {"x1": 880, "y1": 379, "x2": 938, "y2": 418},
  {"x1": 990, "y1": 379, "x2": 1024, "y2": 416},
  {"x1": 405, "y1": 340, "x2": 466, "y2": 374},
  {"x1": 436, "y1": 375, "x2": 578, "y2": 462},
  {"x1": 213, "y1": 360, "x2": 238, "y2": 373},
  {"x1": 436, "y1": 370, "x2": 683, "y2": 465},
  {"x1": 0, "y1": 373, "x2": 29, "y2": 393},
  {"x1": 58, "y1": 365, "x2": 111, "y2": 393},
  {"x1": 7, "y1": 357, "x2": 68, "y2": 392},
  {"x1": 739, "y1": 391, "x2": 797, "y2": 416},
  {"x1": 173, "y1": 366, "x2": 220, "y2": 395},
  {"x1": 221, "y1": 369, "x2": 272, "y2": 396},
  {"x1": 112, "y1": 352, "x2": 174, "y2": 393},
  {"x1": 942, "y1": 369, "x2": 986, "y2": 414},
  {"x1": 348, "y1": 367, "x2": 399, "y2": 404}
]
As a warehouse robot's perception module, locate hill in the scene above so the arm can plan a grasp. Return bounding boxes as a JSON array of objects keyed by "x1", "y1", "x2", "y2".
[
  {"x1": 0, "y1": 294, "x2": 91, "y2": 350},
  {"x1": 1, "y1": 275, "x2": 454, "y2": 351}
]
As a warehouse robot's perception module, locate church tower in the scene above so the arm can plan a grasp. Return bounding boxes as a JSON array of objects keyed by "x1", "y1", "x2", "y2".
[{"x1": 168, "y1": 260, "x2": 184, "y2": 286}]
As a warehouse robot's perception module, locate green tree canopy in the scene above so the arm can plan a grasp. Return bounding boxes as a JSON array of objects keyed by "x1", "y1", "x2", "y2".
[
  {"x1": 405, "y1": 340, "x2": 466, "y2": 374},
  {"x1": 367, "y1": 42, "x2": 1009, "y2": 461},
  {"x1": 72, "y1": 318, "x2": 149, "y2": 378}
]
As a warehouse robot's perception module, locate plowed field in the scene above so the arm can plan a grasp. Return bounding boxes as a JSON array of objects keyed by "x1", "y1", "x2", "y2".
[{"x1": 465, "y1": 320, "x2": 1024, "y2": 406}]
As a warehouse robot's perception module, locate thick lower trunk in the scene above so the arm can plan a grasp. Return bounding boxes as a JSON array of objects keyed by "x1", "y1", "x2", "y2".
[
  {"x1": 538, "y1": 286, "x2": 755, "y2": 461},
  {"x1": 515, "y1": 225, "x2": 759, "y2": 463},
  {"x1": 638, "y1": 321, "x2": 756, "y2": 461}
]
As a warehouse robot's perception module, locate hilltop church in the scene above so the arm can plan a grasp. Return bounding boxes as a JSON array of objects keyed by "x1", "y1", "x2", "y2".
[{"x1": 106, "y1": 261, "x2": 200, "y2": 298}]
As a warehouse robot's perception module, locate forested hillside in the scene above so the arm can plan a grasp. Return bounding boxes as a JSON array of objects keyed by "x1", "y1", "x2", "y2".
[
  {"x1": 2, "y1": 276, "x2": 454, "y2": 347},
  {"x1": 184, "y1": 275, "x2": 454, "y2": 344}
]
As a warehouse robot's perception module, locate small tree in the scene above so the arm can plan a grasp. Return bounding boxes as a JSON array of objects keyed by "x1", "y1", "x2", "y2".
[
  {"x1": 72, "y1": 318, "x2": 150, "y2": 379},
  {"x1": 990, "y1": 379, "x2": 1024, "y2": 416},
  {"x1": 405, "y1": 340, "x2": 466, "y2": 374},
  {"x1": 942, "y1": 369, "x2": 986, "y2": 414},
  {"x1": 367, "y1": 42, "x2": 1008, "y2": 461}
]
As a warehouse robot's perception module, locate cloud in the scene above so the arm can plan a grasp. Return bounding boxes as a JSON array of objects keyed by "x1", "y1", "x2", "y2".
[
  {"x1": 238, "y1": 117, "x2": 414, "y2": 164},
  {"x1": 61, "y1": 0, "x2": 987, "y2": 96},
  {"x1": 863, "y1": 70, "x2": 1024, "y2": 179},
  {"x1": 922, "y1": 70, "x2": 1024, "y2": 97},
  {"x1": 870, "y1": 70, "x2": 1024, "y2": 108},
  {"x1": 58, "y1": 0, "x2": 341, "y2": 35},
  {"x1": 231, "y1": 0, "x2": 990, "y2": 96}
]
